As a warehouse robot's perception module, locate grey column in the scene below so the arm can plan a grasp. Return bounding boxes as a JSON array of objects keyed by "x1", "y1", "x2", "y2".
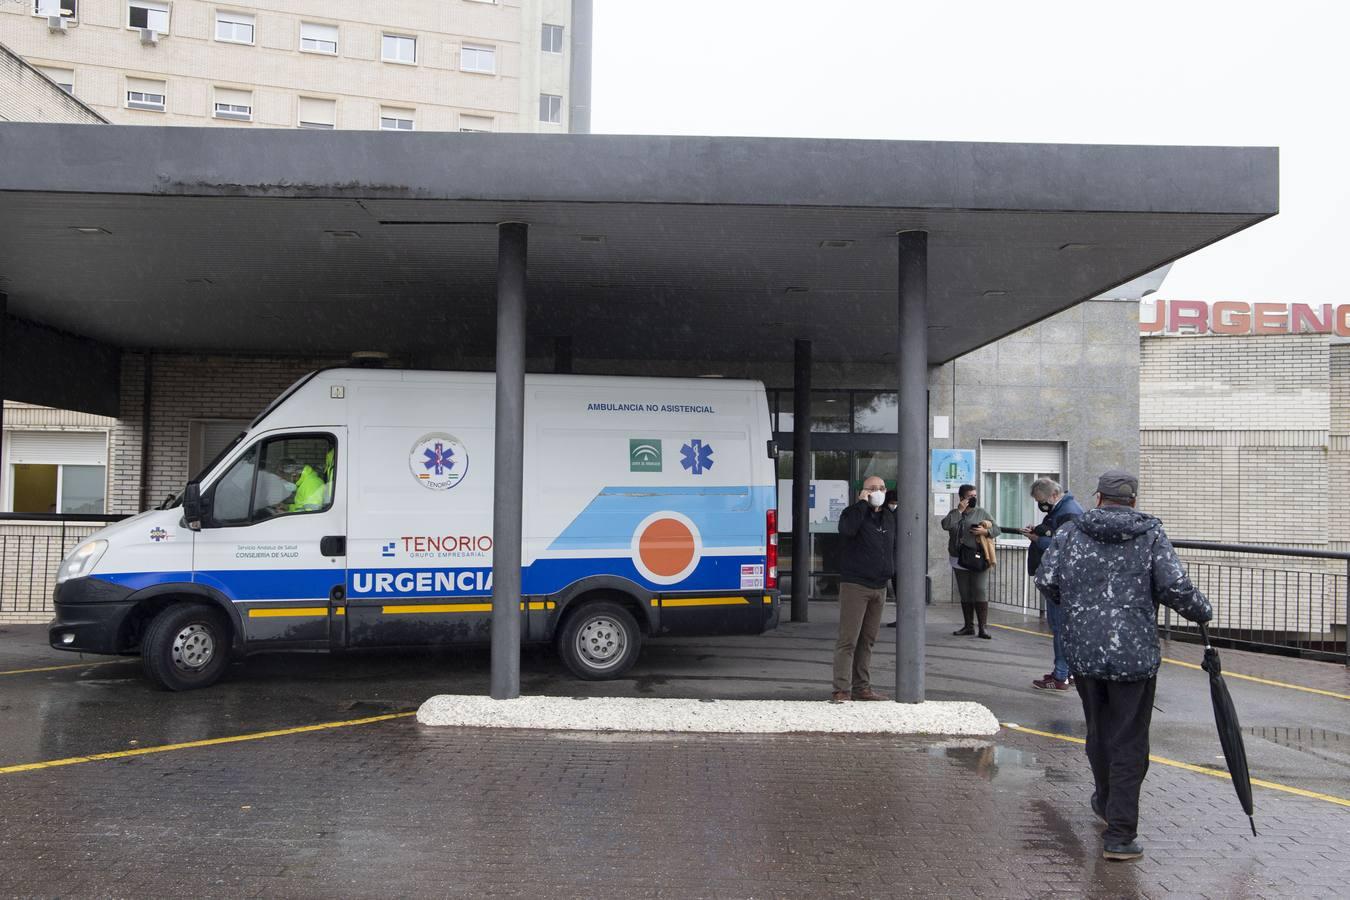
[
  {"x1": 895, "y1": 231, "x2": 928, "y2": 703},
  {"x1": 568, "y1": 0, "x2": 594, "y2": 134},
  {"x1": 790, "y1": 339, "x2": 812, "y2": 623},
  {"x1": 138, "y1": 351, "x2": 153, "y2": 511},
  {"x1": 491, "y1": 222, "x2": 528, "y2": 700}
]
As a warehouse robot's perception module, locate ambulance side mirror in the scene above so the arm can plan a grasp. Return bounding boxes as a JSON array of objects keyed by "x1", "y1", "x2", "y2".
[{"x1": 183, "y1": 482, "x2": 204, "y2": 531}]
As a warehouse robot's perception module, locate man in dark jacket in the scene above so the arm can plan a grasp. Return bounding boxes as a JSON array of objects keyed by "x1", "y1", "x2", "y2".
[
  {"x1": 1021, "y1": 478, "x2": 1084, "y2": 692},
  {"x1": 831, "y1": 475, "x2": 895, "y2": 702},
  {"x1": 1035, "y1": 469, "x2": 1212, "y2": 862}
]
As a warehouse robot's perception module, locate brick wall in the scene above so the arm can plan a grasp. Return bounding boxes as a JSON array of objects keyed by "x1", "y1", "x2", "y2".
[{"x1": 110, "y1": 352, "x2": 346, "y2": 515}]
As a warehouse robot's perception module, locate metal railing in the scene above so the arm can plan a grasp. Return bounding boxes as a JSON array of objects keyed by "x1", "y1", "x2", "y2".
[
  {"x1": 985, "y1": 536, "x2": 1349, "y2": 665},
  {"x1": 0, "y1": 513, "x2": 129, "y2": 617}
]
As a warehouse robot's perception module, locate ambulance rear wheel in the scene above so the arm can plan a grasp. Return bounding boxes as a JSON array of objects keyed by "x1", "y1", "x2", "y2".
[
  {"x1": 557, "y1": 601, "x2": 642, "y2": 680},
  {"x1": 141, "y1": 603, "x2": 232, "y2": 691}
]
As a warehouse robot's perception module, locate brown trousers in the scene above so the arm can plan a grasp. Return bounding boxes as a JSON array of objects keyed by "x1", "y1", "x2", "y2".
[{"x1": 834, "y1": 582, "x2": 885, "y2": 693}]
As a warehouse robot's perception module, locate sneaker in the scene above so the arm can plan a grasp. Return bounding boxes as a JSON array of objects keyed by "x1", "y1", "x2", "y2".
[
  {"x1": 1090, "y1": 792, "x2": 1108, "y2": 825},
  {"x1": 1103, "y1": 841, "x2": 1143, "y2": 861},
  {"x1": 1032, "y1": 675, "x2": 1072, "y2": 692}
]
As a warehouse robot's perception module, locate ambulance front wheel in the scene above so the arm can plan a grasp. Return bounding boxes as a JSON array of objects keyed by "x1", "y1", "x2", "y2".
[
  {"x1": 557, "y1": 600, "x2": 643, "y2": 680},
  {"x1": 141, "y1": 603, "x2": 232, "y2": 691}
]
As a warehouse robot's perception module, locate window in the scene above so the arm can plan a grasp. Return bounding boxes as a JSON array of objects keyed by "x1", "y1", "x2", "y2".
[
  {"x1": 460, "y1": 43, "x2": 495, "y2": 73},
  {"x1": 209, "y1": 434, "x2": 336, "y2": 525},
  {"x1": 213, "y1": 87, "x2": 252, "y2": 121},
  {"x1": 979, "y1": 440, "x2": 1066, "y2": 540},
  {"x1": 127, "y1": 1, "x2": 168, "y2": 31},
  {"x1": 4, "y1": 431, "x2": 107, "y2": 514},
  {"x1": 38, "y1": 66, "x2": 75, "y2": 95},
  {"x1": 380, "y1": 107, "x2": 414, "y2": 131},
  {"x1": 382, "y1": 33, "x2": 416, "y2": 64},
  {"x1": 539, "y1": 93, "x2": 562, "y2": 124},
  {"x1": 126, "y1": 77, "x2": 166, "y2": 111},
  {"x1": 541, "y1": 23, "x2": 564, "y2": 53},
  {"x1": 297, "y1": 96, "x2": 336, "y2": 129},
  {"x1": 300, "y1": 21, "x2": 338, "y2": 54},
  {"x1": 458, "y1": 114, "x2": 493, "y2": 133},
  {"x1": 33, "y1": 1, "x2": 78, "y2": 21},
  {"x1": 215, "y1": 10, "x2": 254, "y2": 44}
]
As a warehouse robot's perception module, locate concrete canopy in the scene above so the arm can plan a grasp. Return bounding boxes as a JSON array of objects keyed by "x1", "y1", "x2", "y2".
[{"x1": 0, "y1": 124, "x2": 1277, "y2": 414}]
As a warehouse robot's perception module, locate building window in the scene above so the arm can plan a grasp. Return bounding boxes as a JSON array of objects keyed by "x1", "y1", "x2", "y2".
[
  {"x1": 213, "y1": 87, "x2": 253, "y2": 121},
  {"x1": 33, "y1": 1, "x2": 78, "y2": 21},
  {"x1": 541, "y1": 23, "x2": 564, "y2": 53},
  {"x1": 297, "y1": 96, "x2": 336, "y2": 130},
  {"x1": 215, "y1": 11, "x2": 254, "y2": 44},
  {"x1": 539, "y1": 93, "x2": 562, "y2": 124},
  {"x1": 300, "y1": 22, "x2": 338, "y2": 55},
  {"x1": 459, "y1": 44, "x2": 495, "y2": 74},
  {"x1": 458, "y1": 114, "x2": 493, "y2": 133},
  {"x1": 38, "y1": 66, "x2": 75, "y2": 95},
  {"x1": 382, "y1": 33, "x2": 417, "y2": 64},
  {"x1": 979, "y1": 440, "x2": 1067, "y2": 541},
  {"x1": 127, "y1": 0, "x2": 169, "y2": 31},
  {"x1": 379, "y1": 108, "x2": 414, "y2": 131},
  {"x1": 4, "y1": 431, "x2": 108, "y2": 514},
  {"x1": 126, "y1": 77, "x2": 166, "y2": 111}
]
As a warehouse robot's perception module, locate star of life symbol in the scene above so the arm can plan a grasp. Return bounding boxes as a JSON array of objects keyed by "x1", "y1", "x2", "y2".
[
  {"x1": 409, "y1": 433, "x2": 468, "y2": 491},
  {"x1": 149, "y1": 527, "x2": 168, "y2": 542},
  {"x1": 680, "y1": 439, "x2": 714, "y2": 475}
]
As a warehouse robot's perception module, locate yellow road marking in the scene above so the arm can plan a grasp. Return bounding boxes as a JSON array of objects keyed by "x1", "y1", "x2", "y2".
[
  {"x1": 0, "y1": 711, "x2": 415, "y2": 776},
  {"x1": 248, "y1": 607, "x2": 327, "y2": 618},
  {"x1": 1001, "y1": 722, "x2": 1350, "y2": 809},
  {"x1": 986, "y1": 623, "x2": 1350, "y2": 702},
  {"x1": 0, "y1": 659, "x2": 132, "y2": 677},
  {"x1": 661, "y1": 597, "x2": 752, "y2": 608}
]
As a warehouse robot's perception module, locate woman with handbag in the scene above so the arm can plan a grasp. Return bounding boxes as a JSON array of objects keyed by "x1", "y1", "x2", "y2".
[{"x1": 941, "y1": 483, "x2": 1000, "y2": 638}]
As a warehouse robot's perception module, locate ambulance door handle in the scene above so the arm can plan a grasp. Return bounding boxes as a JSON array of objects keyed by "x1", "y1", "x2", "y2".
[{"x1": 321, "y1": 535, "x2": 346, "y2": 557}]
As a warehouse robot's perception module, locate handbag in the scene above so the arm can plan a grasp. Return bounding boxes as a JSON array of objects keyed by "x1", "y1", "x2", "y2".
[{"x1": 958, "y1": 541, "x2": 989, "y2": 572}]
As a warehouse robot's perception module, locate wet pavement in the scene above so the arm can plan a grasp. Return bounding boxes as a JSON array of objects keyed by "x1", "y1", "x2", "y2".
[{"x1": 1, "y1": 602, "x2": 1347, "y2": 898}]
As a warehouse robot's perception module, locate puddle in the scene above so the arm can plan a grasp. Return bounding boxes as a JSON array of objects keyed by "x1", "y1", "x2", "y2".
[{"x1": 931, "y1": 743, "x2": 1043, "y2": 781}]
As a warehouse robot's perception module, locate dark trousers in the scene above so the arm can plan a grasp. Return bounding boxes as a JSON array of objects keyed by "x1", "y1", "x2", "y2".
[{"x1": 1076, "y1": 675, "x2": 1156, "y2": 845}]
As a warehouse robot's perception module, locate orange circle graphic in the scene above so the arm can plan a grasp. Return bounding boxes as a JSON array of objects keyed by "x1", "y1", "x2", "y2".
[{"x1": 638, "y1": 518, "x2": 697, "y2": 578}]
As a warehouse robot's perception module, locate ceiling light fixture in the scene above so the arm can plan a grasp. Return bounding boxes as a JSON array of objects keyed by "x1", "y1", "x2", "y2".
[
  {"x1": 982, "y1": 290, "x2": 1008, "y2": 297},
  {"x1": 784, "y1": 286, "x2": 808, "y2": 294},
  {"x1": 1058, "y1": 242, "x2": 1095, "y2": 251},
  {"x1": 578, "y1": 234, "x2": 606, "y2": 244},
  {"x1": 185, "y1": 277, "x2": 215, "y2": 285},
  {"x1": 325, "y1": 230, "x2": 362, "y2": 239},
  {"x1": 819, "y1": 239, "x2": 854, "y2": 249},
  {"x1": 70, "y1": 226, "x2": 110, "y2": 235}
]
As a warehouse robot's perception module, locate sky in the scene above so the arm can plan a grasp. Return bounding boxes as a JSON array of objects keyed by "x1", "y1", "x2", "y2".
[{"x1": 591, "y1": 0, "x2": 1346, "y2": 303}]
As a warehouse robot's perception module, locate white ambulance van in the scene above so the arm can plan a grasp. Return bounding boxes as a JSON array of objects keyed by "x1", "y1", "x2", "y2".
[{"x1": 48, "y1": 369, "x2": 781, "y2": 690}]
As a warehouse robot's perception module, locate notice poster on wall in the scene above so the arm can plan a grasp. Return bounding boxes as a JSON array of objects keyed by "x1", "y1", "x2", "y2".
[
  {"x1": 776, "y1": 480, "x2": 852, "y2": 532},
  {"x1": 931, "y1": 449, "x2": 976, "y2": 492}
]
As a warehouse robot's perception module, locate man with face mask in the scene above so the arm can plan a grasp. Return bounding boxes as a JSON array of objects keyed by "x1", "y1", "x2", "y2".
[
  {"x1": 1021, "y1": 478, "x2": 1084, "y2": 691},
  {"x1": 831, "y1": 475, "x2": 896, "y2": 701}
]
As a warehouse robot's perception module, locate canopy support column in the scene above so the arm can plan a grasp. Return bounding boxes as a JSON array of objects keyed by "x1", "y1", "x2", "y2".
[
  {"x1": 790, "y1": 339, "x2": 812, "y2": 622},
  {"x1": 895, "y1": 231, "x2": 928, "y2": 703}
]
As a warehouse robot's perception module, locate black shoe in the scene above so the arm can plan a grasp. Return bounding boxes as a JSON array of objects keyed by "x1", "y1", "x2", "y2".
[
  {"x1": 953, "y1": 627, "x2": 975, "y2": 636},
  {"x1": 978, "y1": 630, "x2": 992, "y2": 639},
  {"x1": 1090, "y1": 792, "x2": 1108, "y2": 825},
  {"x1": 1103, "y1": 841, "x2": 1143, "y2": 861},
  {"x1": 884, "y1": 621, "x2": 897, "y2": 628}
]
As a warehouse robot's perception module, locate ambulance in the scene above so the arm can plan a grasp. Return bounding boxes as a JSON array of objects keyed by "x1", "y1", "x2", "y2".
[{"x1": 48, "y1": 369, "x2": 781, "y2": 690}]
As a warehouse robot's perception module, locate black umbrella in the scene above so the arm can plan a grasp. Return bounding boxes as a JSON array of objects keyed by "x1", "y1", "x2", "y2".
[{"x1": 1199, "y1": 623, "x2": 1257, "y2": 836}]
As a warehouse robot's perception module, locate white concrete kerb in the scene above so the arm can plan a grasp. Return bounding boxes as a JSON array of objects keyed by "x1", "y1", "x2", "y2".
[{"x1": 417, "y1": 695, "x2": 1000, "y2": 735}]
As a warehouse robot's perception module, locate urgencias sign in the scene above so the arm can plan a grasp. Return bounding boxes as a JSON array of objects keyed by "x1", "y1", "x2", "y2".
[{"x1": 1141, "y1": 301, "x2": 1350, "y2": 336}]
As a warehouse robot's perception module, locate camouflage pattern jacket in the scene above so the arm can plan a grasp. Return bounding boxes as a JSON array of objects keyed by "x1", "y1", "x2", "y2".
[{"x1": 1034, "y1": 506, "x2": 1212, "y2": 681}]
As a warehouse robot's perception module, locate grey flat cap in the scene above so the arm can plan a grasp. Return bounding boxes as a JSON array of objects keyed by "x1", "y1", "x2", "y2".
[{"x1": 1096, "y1": 469, "x2": 1138, "y2": 501}]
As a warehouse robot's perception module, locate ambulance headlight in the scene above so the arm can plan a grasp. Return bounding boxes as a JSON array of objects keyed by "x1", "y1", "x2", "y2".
[{"x1": 57, "y1": 540, "x2": 108, "y2": 584}]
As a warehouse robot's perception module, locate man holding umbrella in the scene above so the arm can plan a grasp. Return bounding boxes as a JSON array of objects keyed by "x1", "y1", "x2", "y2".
[{"x1": 1035, "y1": 469, "x2": 1212, "y2": 861}]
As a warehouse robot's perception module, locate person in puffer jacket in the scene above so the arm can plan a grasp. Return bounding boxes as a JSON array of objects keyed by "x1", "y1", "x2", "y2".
[{"x1": 1035, "y1": 469, "x2": 1211, "y2": 863}]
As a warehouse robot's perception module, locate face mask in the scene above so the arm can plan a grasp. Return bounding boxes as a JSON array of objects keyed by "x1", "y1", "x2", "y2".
[
  {"x1": 867, "y1": 490, "x2": 885, "y2": 508},
  {"x1": 966, "y1": 495, "x2": 977, "y2": 507},
  {"x1": 1038, "y1": 500, "x2": 1053, "y2": 513}
]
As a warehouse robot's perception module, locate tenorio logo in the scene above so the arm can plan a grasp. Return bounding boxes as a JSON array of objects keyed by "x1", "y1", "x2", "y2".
[
  {"x1": 409, "y1": 432, "x2": 468, "y2": 490},
  {"x1": 400, "y1": 535, "x2": 493, "y2": 558}
]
